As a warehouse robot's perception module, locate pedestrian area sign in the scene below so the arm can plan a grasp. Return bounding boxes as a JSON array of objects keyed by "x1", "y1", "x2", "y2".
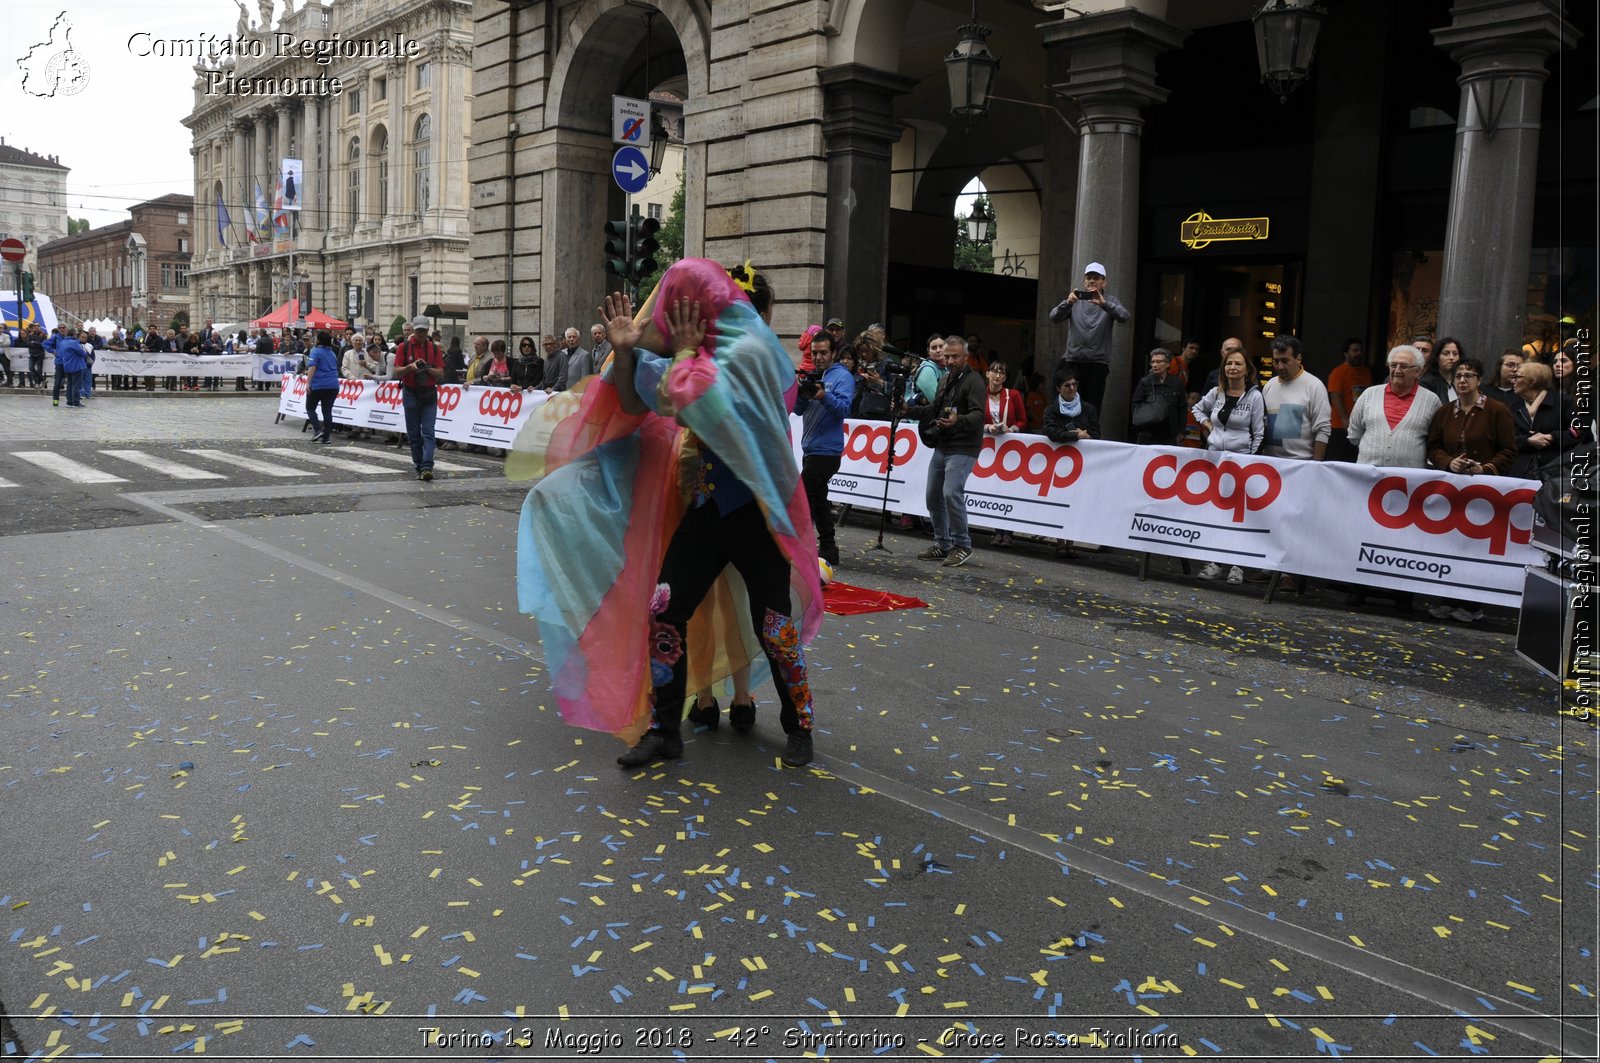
[{"x1": 612, "y1": 95, "x2": 651, "y2": 149}]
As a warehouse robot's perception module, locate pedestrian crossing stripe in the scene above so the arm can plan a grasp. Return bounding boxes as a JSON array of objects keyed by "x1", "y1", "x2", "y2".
[
  {"x1": 179, "y1": 449, "x2": 316, "y2": 477},
  {"x1": 0, "y1": 445, "x2": 490, "y2": 487},
  {"x1": 99, "y1": 450, "x2": 228, "y2": 480},
  {"x1": 337, "y1": 446, "x2": 478, "y2": 474},
  {"x1": 12, "y1": 451, "x2": 129, "y2": 484},
  {"x1": 256, "y1": 448, "x2": 408, "y2": 476}
]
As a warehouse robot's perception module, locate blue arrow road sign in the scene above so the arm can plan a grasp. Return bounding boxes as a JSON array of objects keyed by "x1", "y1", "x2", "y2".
[{"x1": 612, "y1": 146, "x2": 650, "y2": 195}]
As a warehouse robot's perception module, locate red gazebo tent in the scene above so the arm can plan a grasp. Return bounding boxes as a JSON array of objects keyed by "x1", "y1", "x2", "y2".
[{"x1": 251, "y1": 301, "x2": 349, "y2": 330}]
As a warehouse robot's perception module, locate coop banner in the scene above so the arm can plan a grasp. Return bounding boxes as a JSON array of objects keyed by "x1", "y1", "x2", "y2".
[{"x1": 819, "y1": 420, "x2": 1540, "y2": 607}]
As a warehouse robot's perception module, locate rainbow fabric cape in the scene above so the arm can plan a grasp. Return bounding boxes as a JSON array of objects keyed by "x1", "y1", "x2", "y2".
[{"x1": 506, "y1": 259, "x2": 821, "y2": 742}]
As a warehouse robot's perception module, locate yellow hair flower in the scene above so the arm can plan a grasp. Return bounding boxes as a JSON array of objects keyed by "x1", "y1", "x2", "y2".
[{"x1": 729, "y1": 260, "x2": 758, "y2": 295}]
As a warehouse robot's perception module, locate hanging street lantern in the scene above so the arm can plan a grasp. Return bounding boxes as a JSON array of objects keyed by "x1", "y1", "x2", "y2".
[
  {"x1": 946, "y1": 3, "x2": 999, "y2": 126},
  {"x1": 966, "y1": 199, "x2": 992, "y2": 243},
  {"x1": 1252, "y1": 0, "x2": 1328, "y2": 103}
]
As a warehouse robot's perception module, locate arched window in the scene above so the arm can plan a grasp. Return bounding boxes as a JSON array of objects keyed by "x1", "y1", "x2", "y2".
[
  {"x1": 412, "y1": 114, "x2": 430, "y2": 217},
  {"x1": 372, "y1": 126, "x2": 389, "y2": 217},
  {"x1": 347, "y1": 137, "x2": 362, "y2": 224}
]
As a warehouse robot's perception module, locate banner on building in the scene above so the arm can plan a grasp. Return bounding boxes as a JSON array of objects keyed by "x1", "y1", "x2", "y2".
[{"x1": 281, "y1": 158, "x2": 303, "y2": 212}]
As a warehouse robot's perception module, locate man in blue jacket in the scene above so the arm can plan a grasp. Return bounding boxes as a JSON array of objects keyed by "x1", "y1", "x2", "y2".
[
  {"x1": 44, "y1": 329, "x2": 89, "y2": 407},
  {"x1": 792, "y1": 329, "x2": 855, "y2": 567}
]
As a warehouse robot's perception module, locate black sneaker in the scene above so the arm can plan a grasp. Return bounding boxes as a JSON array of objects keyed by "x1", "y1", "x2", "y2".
[
  {"x1": 686, "y1": 696, "x2": 720, "y2": 730},
  {"x1": 781, "y1": 731, "x2": 813, "y2": 767},
  {"x1": 616, "y1": 731, "x2": 684, "y2": 767},
  {"x1": 916, "y1": 545, "x2": 947, "y2": 561},
  {"x1": 421, "y1": 469, "x2": 434, "y2": 482},
  {"x1": 728, "y1": 701, "x2": 756, "y2": 735}
]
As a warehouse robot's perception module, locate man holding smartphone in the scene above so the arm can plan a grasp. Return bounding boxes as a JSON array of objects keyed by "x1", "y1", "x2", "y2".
[
  {"x1": 394, "y1": 315, "x2": 444, "y2": 481},
  {"x1": 1047, "y1": 261, "x2": 1129, "y2": 413}
]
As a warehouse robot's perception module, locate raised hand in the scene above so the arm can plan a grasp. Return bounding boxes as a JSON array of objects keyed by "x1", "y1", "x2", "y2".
[
  {"x1": 600, "y1": 292, "x2": 641, "y2": 354},
  {"x1": 663, "y1": 297, "x2": 706, "y2": 354}
]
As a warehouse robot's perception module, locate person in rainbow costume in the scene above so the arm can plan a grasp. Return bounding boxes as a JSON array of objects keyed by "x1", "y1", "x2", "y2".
[{"x1": 506, "y1": 259, "x2": 823, "y2": 768}]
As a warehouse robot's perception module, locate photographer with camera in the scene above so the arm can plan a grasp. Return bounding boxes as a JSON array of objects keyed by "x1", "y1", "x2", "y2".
[
  {"x1": 793, "y1": 330, "x2": 856, "y2": 568},
  {"x1": 393, "y1": 315, "x2": 444, "y2": 481},
  {"x1": 914, "y1": 336, "x2": 987, "y2": 568},
  {"x1": 1047, "y1": 261, "x2": 1128, "y2": 412}
]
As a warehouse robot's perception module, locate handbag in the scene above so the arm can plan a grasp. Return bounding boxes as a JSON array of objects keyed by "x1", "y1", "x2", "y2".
[{"x1": 1132, "y1": 388, "x2": 1168, "y2": 429}]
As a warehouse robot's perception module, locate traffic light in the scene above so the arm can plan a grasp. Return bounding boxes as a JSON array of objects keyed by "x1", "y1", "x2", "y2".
[
  {"x1": 20, "y1": 271, "x2": 34, "y2": 303},
  {"x1": 632, "y1": 215, "x2": 660, "y2": 281},
  {"x1": 604, "y1": 219, "x2": 631, "y2": 281}
]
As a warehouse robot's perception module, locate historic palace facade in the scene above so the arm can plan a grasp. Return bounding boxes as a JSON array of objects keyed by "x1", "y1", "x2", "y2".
[{"x1": 183, "y1": 0, "x2": 474, "y2": 333}]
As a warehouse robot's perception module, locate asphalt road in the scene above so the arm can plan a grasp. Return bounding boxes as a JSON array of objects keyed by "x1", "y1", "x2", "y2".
[{"x1": 0, "y1": 393, "x2": 1594, "y2": 1062}]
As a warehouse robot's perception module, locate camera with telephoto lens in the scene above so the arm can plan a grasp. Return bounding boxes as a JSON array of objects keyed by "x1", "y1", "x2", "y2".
[{"x1": 797, "y1": 367, "x2": 825, "y2": 399}]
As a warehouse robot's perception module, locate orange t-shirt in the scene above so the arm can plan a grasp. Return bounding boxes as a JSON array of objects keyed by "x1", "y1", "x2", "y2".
[{"x1": 1326, "y1": 363, "x2": 1372, "y2": 430}]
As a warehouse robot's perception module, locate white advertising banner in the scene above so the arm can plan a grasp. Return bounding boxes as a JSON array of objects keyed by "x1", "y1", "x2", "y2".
[
  {"x1": 90, "y1": 350, "x2": 256, "y2": 377},
  {"x1": 253, "y1": 353, "x2": 301, "y2": 382},
  {"x1": 818, "y1": 420, "x2": 1540, "y2": 608},
  {"x1": 277, "y1": 375, "x2": 542, "y2": 448},
  {"x1": 274, "y1": 390, "x2": 1540, "y2": 608}
]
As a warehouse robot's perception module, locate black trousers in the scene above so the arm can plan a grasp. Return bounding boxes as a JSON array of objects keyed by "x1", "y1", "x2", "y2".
[
  {"x1": 1066, "y1": 360, "x2": 1109, "y2": 413},
  {"x1": 305, "y1": 388, "x2": 337, "y2": 439},
  {"x1": 648, "y1": 499, "x2": 814, "y2": 738},
  {"x1": 801, "y1": 453, "x2": 842, "y2": 564}
]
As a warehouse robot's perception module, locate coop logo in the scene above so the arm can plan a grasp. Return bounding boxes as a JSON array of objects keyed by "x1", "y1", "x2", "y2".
[
  {"x1": 375, "y1": 381, "x2": 404, "y2": 408},
  {"x1": 1367, "y1": 476, "x2": 1535, "y2": 555},
  {"x1": 436, "y1": 385, "x2": 462, "y2": 415},
  {"x1": 974, "y1": 437, "x2": 1082, "y2": 498},
  {"x1": 842, "y1": 424, "x2": 919, "y2": 474},
  {"x1": 338, "y1": 379, "x2": 365, "y2": 402},
  {"x1": 479, "y1": 389, "x2": 523, "y2": 422},
  {"x1": 1142, "y1": 453, "x2": 1282, "y2": 522}
]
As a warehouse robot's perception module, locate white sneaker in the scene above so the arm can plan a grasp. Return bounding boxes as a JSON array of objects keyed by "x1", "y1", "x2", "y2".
[
  {"x1": 1428, "y1": 604, "x2": 1455, "y2": 620},
  {"x1": 1226, "y1": 566, "x2": 1244, "y2": 584},
  {"x1": 1450, "y1": 607, "x2": 1484, "y2": 623},
  {"x1": 1198, "y1": 562, "x2": 1222, "y2": 581}
]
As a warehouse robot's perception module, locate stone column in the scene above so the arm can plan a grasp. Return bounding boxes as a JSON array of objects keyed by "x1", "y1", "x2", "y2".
[
  {"x1": 819, "y1": 65, "x2": 915, "y2": 332},
  {"x1": 252, "y1": 110, "x2": 269, "y2": 211},
  {"x1": 1035, "y1": 38, "x2": 1081, "y2": 382},
  {"x1": 1042, "y1": 10, "x2": 1185, "y2": 440},
  {"x1": 1300, "y1": 0, "x2": 1391, "y2": 373},
  {"x1": 274, "y1": 103, "x2": 292, "y2": 196},
  {"x1": 428, "y1": 44, "x2": 447, "y2": 218},
  {"x1": 191, "y1": 145, "x2": 205, "y2": 254},
  {"x1": 387, "y1": 58, "x2": 405, "y2": 215},
  {"x1": 300, "y1": 97, "x2": 319, "y2": 230},
  {"x1": 1432, "y1": 0, "x2": 1575, "y2": 356},
  {"x1": 541, "y1": 130, "x2": 613, "y2": 338}
]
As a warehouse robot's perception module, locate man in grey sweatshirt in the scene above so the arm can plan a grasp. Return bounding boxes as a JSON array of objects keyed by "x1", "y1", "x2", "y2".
[{"x1": 1047, "y1": 261, "x2": 1129, "y2": 412}]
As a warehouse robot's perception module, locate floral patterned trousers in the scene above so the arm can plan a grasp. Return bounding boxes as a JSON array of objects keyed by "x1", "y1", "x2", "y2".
[{"x1": 647, "y1": 499, "x2": 814, "y2": 737}]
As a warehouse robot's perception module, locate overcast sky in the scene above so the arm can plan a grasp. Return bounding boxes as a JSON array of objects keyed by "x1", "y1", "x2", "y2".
[{"x1": 3, "y1": 1, "x2": 236, "y2": 229}]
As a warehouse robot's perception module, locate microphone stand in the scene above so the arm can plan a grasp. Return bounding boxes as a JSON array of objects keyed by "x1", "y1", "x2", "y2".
[{"x1": 869, "y1": 379, "x2": 910, "y2": 554}]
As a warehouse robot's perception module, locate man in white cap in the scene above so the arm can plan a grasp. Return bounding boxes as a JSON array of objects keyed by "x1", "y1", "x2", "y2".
[
  {"x1": 1047, "y1": 261, "x2": 1129, "y2": 412},
  {"x1": 392, "y1": 314, "x2": 445, "y2": 480}
]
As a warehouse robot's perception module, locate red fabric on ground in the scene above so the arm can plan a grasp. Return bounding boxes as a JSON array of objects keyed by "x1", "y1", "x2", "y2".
[{"x1": 822, "y1": 581, "x2": 929, "y2": 616}]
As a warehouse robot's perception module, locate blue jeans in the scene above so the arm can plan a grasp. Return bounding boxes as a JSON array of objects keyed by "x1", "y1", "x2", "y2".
[
  {"x1": 82, "y1": 368, "x2": 94, "y2": 396},
  {"x1": 925, "y1": 450, "x2": 977, "y2": 551},
  {"x1": 403, "y1": 389, "x2": 437, "y2": 471},
  {"x1": 65, "y1": 368, "x2": 85, "y2": 406}
]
